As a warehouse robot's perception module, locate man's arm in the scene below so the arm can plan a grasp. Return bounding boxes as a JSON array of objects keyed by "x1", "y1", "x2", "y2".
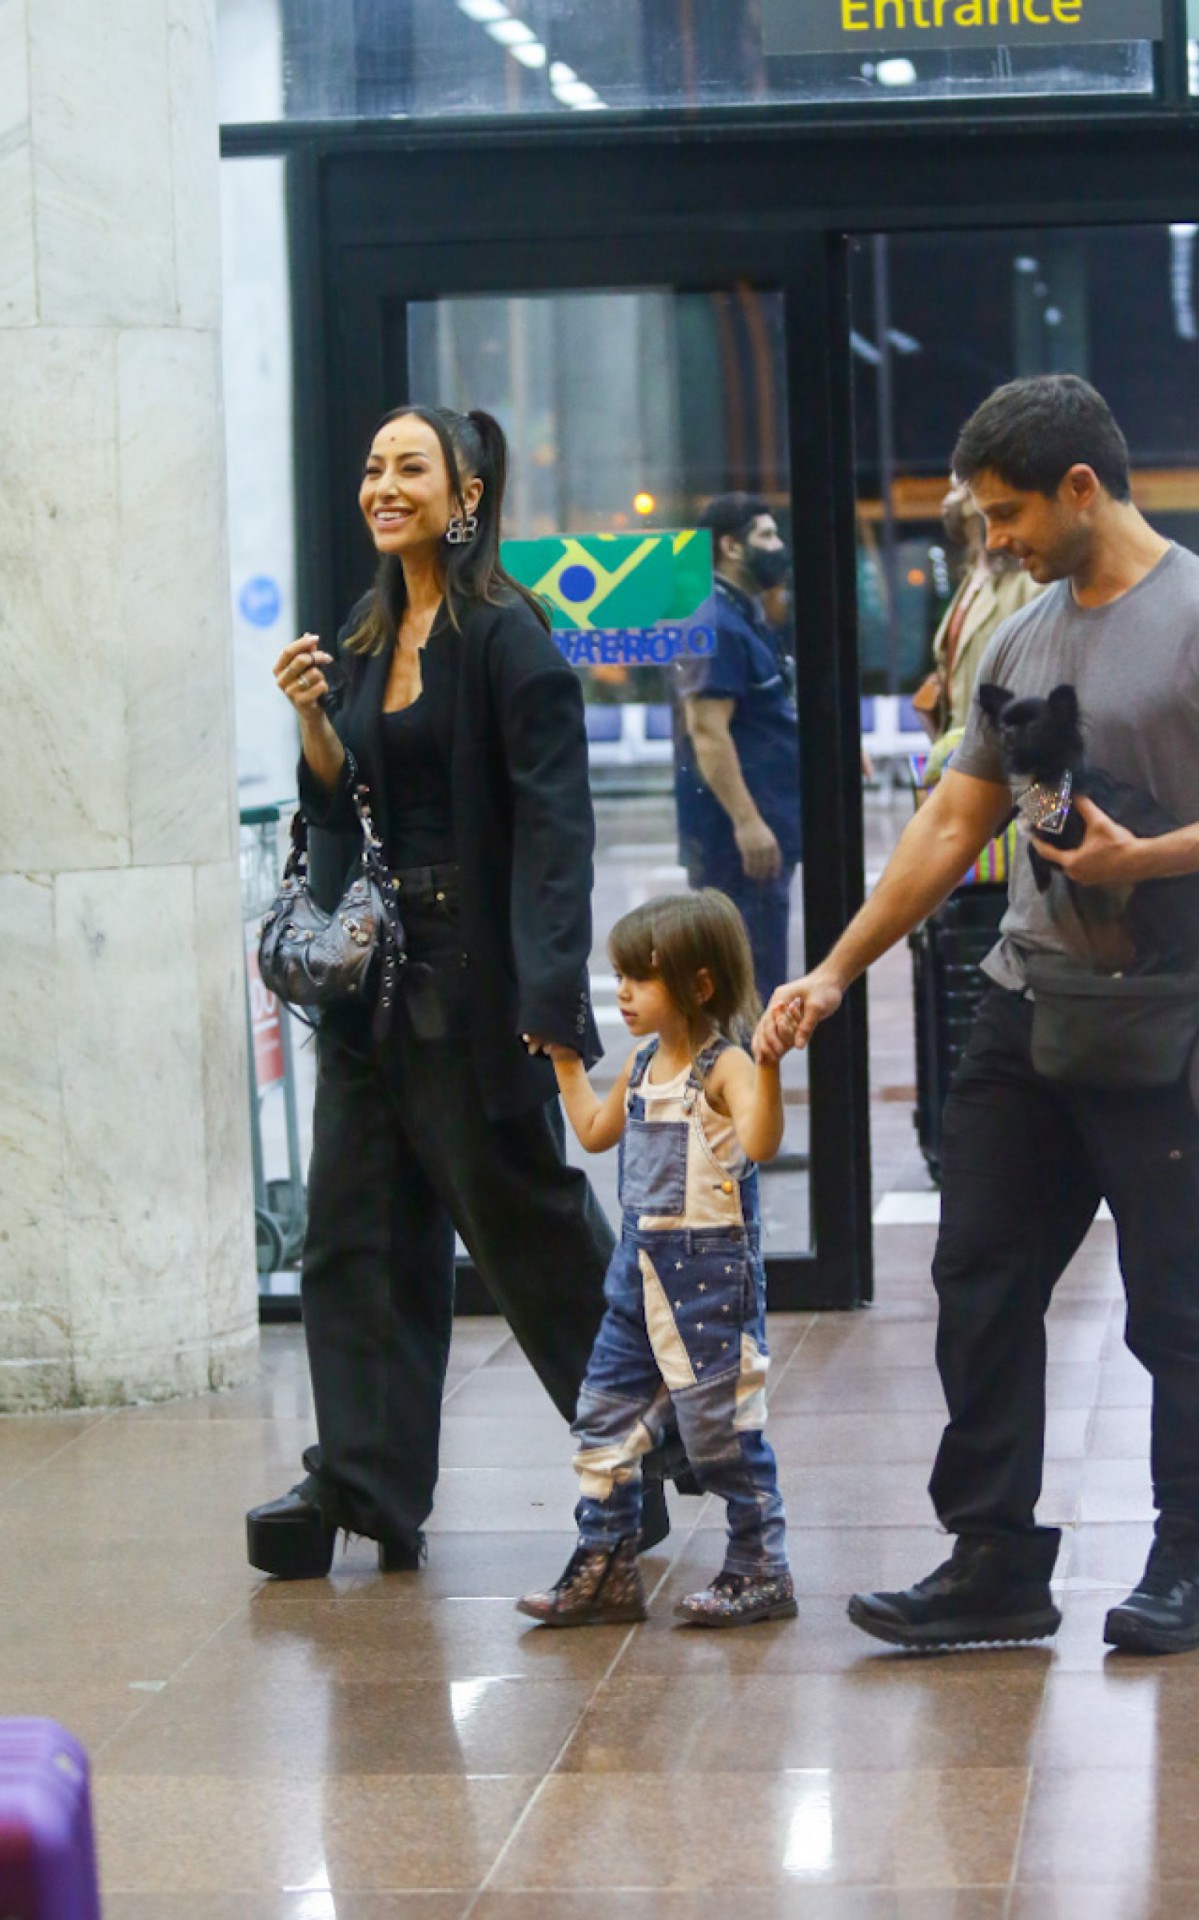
[
  {"x1": 755, "y1": 767, "x2": 1012, "y2": 1058},
  {"x1": 684, "y1": 696, "x2": 781, "y2": 880},
  {"x1": 1035, "y1": 797, "x2": 1199, "y2": 885}
]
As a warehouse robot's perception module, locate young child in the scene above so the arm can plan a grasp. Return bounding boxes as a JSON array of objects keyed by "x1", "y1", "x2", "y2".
[{"x1": 517, "y1": 889, "x2": 798, "y2": 1631}]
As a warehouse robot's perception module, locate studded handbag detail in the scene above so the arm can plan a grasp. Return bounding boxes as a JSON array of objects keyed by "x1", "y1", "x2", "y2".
[{"x1": 257, "y1": 755, "x2": 407, "y2": 1040}]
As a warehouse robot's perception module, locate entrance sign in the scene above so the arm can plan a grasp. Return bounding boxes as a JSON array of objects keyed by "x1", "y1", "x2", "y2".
[
  {"x1": 501, "y1": 531, "x2": 717, "y2": 668},
  {"x1": 762, "y1": 0, "x2": 1162, "y2": 53}
]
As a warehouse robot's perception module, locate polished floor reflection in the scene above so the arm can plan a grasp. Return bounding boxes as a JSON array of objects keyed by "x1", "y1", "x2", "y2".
[{"x1": 2, "y1": 933, "x2": 1194, "y2": 1918}]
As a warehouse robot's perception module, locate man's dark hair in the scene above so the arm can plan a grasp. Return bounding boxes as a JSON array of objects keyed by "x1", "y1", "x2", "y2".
[
  {"x1": 697, "y1": 492, "x2": 772, "y2": 549},
  {"x1": 952, "y1": 375, "x2": 1132, "y2": 503}
]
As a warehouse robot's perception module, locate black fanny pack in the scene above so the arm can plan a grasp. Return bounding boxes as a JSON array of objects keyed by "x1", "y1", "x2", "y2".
[{"x1": 1023, "y1": 952, "x2": 1199, "y2": 1090}]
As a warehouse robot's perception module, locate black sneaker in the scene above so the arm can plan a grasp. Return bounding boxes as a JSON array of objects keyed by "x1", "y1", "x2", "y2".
[
  {"x1": 1104, "y1": 1534, "x2": 1199, "y2": 1655},
  {"x1": 847, "y1": 1530, "x2": 1062, "y2": 1650}
]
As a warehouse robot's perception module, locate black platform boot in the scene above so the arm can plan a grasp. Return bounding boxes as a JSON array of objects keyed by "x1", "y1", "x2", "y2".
[
  {"x1": 847, "y1": 1529, "x2": 1062, "y2": 1649},
  {"x1": 246, "y1": 1486, "x2": 337, "y2": 1579},
  {"x1": 1104, "y1": 1528, "x2": 1199, "y2": 1655},
  {"x1": 247, "y1": 1486, "x2": 426, "y2": 1579}
]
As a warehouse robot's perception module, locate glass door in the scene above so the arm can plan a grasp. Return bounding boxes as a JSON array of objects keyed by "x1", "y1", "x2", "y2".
[
  {"x1": 293, "y1": 214, "x2": 870, "y2": 1309},
  {"x1": 407, "y1": 286, "x2": 811, "y2": 1254}
]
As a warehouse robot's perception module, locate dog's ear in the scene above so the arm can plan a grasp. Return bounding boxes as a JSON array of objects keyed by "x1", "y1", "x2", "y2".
[
  {"x1": 1046, "y1": 684, "x2": 1080, "y2": 728},
  {"x1": 976, "y1": 683, "x2": 1013, "y2": 725}
]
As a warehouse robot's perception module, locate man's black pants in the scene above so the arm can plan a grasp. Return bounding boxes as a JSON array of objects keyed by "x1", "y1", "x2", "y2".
[
  {"x1": 298, "y1": 892, "x2": 612, "y2": 1545},
  {"x1": 931, "y1": 984, "x2": 1199, "y2": 1540}
]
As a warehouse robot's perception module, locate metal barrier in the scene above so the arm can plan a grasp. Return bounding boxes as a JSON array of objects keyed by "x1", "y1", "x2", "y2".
[{"x1": 240, "y1": 803, "x2": 307, "y2": 1273}]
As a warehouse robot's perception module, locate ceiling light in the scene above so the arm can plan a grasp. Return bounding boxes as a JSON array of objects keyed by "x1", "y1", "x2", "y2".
[
  {"x1": 458, "y1": 0, "x2": 508, "y2": 19},
  {"x1": 487, "y1": 16, "x2": 535, "y2": 43},
  {"x1": 553, "y1": 78, "x2": 600, "y2": 106},
  {"x1": 549, "y1": 60, "x2": 577, "y2": 85},
  {"x1": 510, "y1": 39, "x2": 547, "y2": 66},
  {"x1": 876, "y1": 57, "x2": 917, "y2": 86}
]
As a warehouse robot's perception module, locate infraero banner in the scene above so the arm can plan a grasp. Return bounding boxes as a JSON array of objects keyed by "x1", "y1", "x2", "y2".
[
  {"x1": 501, "y1": 531, "x2": 717, "y2": 668},
  {"x1": 762, "y1": 0, "x2": 1162, "y2": 53}
]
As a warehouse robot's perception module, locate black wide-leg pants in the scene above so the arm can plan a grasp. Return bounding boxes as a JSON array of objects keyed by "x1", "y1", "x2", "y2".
[
  {"x1": 930, "y1": 984, "x2": 1199, "y2": 1541},
  {"x1": 298, "y1": 896, "x2": 613, "y2": 1545}
]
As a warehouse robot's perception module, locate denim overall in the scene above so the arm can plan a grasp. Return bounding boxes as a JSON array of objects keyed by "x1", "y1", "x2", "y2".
[{"x1": 571, "y1": 1038, "x2": 789, "y2": 1577}]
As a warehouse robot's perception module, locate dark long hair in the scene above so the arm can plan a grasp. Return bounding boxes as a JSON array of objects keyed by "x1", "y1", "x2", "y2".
[{"x1": 344, "y1": 405, "x2": 549, "y2": 654}]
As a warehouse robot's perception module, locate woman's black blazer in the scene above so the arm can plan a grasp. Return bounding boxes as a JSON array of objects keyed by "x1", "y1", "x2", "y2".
[{"x1": 298, "y1": 591, "x2": 602, "y2": 1119}]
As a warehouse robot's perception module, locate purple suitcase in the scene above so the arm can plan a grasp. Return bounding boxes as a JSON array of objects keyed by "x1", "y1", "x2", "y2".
[{"x1": 0, "y1": 1719, "x2": 102, "y2": 1919}]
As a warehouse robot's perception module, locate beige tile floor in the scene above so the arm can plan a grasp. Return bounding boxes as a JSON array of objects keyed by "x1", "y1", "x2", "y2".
[{"x1": 2, "y1": 943, "x2": 1195, "y2": 1917}]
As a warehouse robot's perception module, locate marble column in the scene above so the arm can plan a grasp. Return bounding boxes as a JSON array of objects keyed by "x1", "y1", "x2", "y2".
[{"x1": 0, "y1": 0, "x2": 259, "y2": 1406}]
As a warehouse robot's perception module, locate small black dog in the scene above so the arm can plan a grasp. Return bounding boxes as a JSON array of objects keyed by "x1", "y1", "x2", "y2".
[{"x1": 977, "y1": 681, "x2": 1199, "y2": 974}]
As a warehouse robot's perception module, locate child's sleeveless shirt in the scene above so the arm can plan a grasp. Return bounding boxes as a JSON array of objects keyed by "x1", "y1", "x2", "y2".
[{"x1": 617, "y1": 1037, "x2": 759, "y2": 1236}]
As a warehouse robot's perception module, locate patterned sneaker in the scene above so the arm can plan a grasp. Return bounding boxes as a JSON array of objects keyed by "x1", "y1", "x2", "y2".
[
  {"x1": 675, "y1": 1568, "x2": 797, "y2": 1628},
  {"x1": 516, "y1": 1537, "x2": 648, "y2": 1628}
]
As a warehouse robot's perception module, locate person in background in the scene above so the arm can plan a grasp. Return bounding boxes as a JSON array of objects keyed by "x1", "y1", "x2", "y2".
[
  {"x1": 914, "y1": 476, "x2": 1044, "y2": 742},
  {"x1": 674, "y1": 494, "x2": 801, "y2": 1008}
]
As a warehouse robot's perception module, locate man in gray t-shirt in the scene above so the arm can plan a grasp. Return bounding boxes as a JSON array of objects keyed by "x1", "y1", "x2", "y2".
[
  {"x1": 756, "y1": 375, "x2": 1199, "y2": 1657},
  {"x1": 952, "y1": 541, "x2": 1199, "y2": 989}
]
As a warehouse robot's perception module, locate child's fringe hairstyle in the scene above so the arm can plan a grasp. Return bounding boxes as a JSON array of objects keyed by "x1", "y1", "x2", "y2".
[{"x1": 607, "y1": 891, "x2": 761, "y2": 1065}]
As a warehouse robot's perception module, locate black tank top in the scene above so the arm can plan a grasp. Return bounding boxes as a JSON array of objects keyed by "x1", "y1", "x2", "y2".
[{"x1": 381, "y1": 693, "x2": 455, "y2": 868}]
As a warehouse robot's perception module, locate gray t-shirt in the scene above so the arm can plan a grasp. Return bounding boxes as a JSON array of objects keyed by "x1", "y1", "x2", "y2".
[{"x1": 951, "y1": 542, "x2": 1199, "y2": 989}]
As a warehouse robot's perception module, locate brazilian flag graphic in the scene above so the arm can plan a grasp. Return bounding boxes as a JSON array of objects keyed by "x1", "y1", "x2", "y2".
[{"x1": 501, "y1": 531, "x2": 712, "y2": 633}]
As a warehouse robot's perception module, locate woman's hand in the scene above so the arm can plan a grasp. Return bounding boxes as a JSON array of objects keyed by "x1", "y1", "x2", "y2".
[
  {"x1": 274, "y1": 633, "x2": 345, "y2": 795},
  {"x1": 274, "y1": 634, "x2": 334, "y2": 715},
  {"x1": 522, "y1": 1034, "x2": 568, "y2": 1059},
  {"x1": 523, "y1": 1033, "x2": 580, "y2": 1059}
]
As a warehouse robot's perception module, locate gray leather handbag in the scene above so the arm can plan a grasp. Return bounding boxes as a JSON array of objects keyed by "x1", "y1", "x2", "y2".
[{"x1": 258, "y1": 762, "x2": 407, "y2": 1038}]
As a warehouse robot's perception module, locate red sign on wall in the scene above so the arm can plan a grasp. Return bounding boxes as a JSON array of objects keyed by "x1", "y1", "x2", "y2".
[{"x1": 246, "y1": 929, "x2": 285, "y2": 1089}]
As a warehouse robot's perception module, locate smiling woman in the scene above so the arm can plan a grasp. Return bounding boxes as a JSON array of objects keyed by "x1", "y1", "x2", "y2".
[{"x1": 245, "y1": 403, "x2": 687, "y2": 1583}]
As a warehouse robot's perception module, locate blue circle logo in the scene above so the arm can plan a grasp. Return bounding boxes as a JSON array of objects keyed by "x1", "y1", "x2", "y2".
[
  {"x1": 239, "y1": 576, "x2": 282, "y2": 628},
  {"x1": 558, "y1": 564, "x2": 597, "y2": 604}
]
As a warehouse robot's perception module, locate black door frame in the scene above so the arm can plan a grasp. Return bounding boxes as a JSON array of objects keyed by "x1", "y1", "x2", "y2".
[{"x1": 225, "y1": 87, "x2": 1199, "y2": 1313}]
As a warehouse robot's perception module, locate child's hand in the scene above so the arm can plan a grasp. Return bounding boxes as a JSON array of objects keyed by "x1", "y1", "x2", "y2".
[{"x1": 774, "y1": 999, "x2": 803, "y2": 1047}]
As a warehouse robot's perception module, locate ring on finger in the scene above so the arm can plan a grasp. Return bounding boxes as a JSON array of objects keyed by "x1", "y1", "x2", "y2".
[{"x1": 298, "y1": 673, "x2": 310, "y2": 689}]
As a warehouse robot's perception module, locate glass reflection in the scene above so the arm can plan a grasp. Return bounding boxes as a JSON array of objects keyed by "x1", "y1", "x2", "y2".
[
  {"x1": 411, "y1": 288, "x2": 809, "y2": 1251},
  {"x1": 216, "y1": 0, "x2": 1153, "y2": 124},
  {"x1": 782, "y1": 1769, "x2": 834, "y2": 1878}
]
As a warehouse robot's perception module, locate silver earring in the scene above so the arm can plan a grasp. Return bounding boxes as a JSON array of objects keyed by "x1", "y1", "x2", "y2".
[{"x1": 445, "y1": 514, "x2": 479, "y2": 546}]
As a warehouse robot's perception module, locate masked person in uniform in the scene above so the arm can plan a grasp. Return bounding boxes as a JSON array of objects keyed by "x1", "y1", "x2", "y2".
[{"x1": 674, "y1": 494, "x2": 801, "y2": 1007}]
